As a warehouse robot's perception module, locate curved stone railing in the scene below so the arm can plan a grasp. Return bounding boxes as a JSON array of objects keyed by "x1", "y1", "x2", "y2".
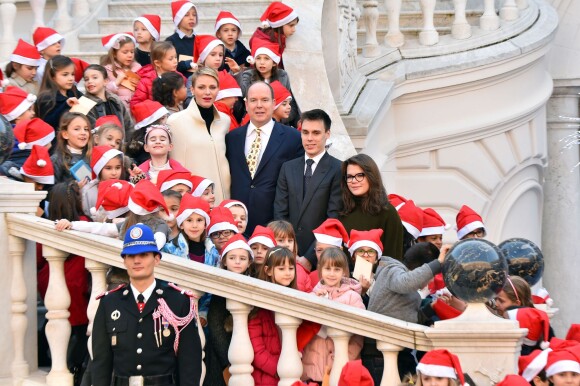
[{"x1": 0, "y1": 179, "x2": 531, "y2": 386}]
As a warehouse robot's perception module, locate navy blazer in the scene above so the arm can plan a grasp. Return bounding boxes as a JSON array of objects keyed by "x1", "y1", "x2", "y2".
[
  {"x1": 225, "y1": 121, "x2": 303, "y2": 236},
  {"x1": 273, "y1": 152, "x2": 343, "y2": 267}
]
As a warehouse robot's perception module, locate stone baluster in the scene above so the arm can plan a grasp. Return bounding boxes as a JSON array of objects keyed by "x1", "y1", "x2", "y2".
[
  {"x1": 500, "y1": 0, "x2": 519, "y2": 21},
  {"x1": 190, "y1": 289, "x2": 207, "y2": 383},
  {"x1": 72, "y1": 0, "x2": 90, "y2": 19},
  {"x1": 9, "y1": 236, "x2": 29, "y2": 384},
  {"x1": 384, "y1": 0, "x2": 404, "y2": 48},
  {"x1": 226, "y1": 299, "x2": 254, "y2": 386},
  {"x1": 43, "y1": 246, "x2": 73, "y2": 386},
  {"x1": 29, "y1": 0, "x2": 46, "y2": 29},
  {"x1": 480, "y1": 0, "x2": 500, "y2": 31},
  {"x1": 54, "y1": 0, "x2": 72, "y2": 31},
  {"x1": 377, "y1": 341, "x2": 403, "y2": 386},
  {"x1": 275, "y1": 313, "x2": 303, "y2": 386},
  {"x1": 327, "y1": 327, "x2": 352, "y2": 385},
  {"x1": 451, "y1": 0, "x2": 471, "y2": 39},
  {"x1": 419, "y1": 0, "x2": 439, "y2": 46},
  {"x1": 516, "y1": 0, "x2": 528, "y2": 10},
  {"x1": 0, "y1": 0, "x2": 17, "y2": 60},
  {"x1": 361, "y1": 1, "x2": 380, "y2": 58},
  {"x1": 85, "y1": 260, "x2": 108, "y2": 359}
]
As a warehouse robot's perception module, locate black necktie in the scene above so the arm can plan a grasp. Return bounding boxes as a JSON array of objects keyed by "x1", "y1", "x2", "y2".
[
  {"x1": 137, "y1": 294, "x2": 145, "y2": 313},
  {"x1": 304, "y1": 159, "x2": 314, "y2": 197}
]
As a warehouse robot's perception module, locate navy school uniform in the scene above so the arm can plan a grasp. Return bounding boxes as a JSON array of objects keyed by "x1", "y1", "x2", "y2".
[{"x1": 166, "y1": 32, "x2": 195, "y2": 78}]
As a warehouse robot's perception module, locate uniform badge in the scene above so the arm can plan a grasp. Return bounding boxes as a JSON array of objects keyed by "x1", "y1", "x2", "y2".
[
  {"x1": 130, "y1": 226, "x2": 143, "y2": 239},
  {"x1": 111, "y1": 310, "x2": 121, "y2": 321}
]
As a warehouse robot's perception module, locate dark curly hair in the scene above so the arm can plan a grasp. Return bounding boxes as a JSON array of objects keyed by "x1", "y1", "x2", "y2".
[{"x1": 152, "y1": 72, "x2": 184, "y2": 107}]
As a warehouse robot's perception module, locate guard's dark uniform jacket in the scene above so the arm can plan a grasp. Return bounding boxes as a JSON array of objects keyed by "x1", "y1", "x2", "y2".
[{"x1": 91, "y1": 281, "x2": 202, "y2": 386}]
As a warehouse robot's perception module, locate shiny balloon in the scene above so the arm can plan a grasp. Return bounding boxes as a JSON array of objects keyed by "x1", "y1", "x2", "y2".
[
  {"x1": 443, "y1": 238, "x2": 508, "y2": 303},
  {"x1": 0, "y1": 114, "x2": 14, "y2": 164},
  {"x1": 499, "y1": 238, "x2": 544, "y2": 286}
]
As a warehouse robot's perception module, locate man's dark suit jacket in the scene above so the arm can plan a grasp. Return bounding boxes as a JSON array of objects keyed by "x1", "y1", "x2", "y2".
[
  {"x1": 225, "y1": 121, "x2": 303, "y2": 237},
  {"x1": 274, "y1": 151, "x2": 343, "y2": 267}
]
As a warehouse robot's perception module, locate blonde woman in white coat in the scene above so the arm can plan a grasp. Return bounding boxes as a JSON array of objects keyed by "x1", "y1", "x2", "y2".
[{"x1": 168, "y1": 67, "x2": 231, "y2": 203}]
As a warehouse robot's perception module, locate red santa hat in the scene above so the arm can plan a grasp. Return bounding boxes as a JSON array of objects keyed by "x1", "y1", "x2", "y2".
[
  {"x1": 221, "y1": 233, "x2": 253, "y2": 260},
  {"x1": 338, "y1": 359, "x2": 374, "y2": 386},
  {"x1": 566, "y1": 325, "x2": 580, "y2": 343},
  {"x1": 156, "y1": 170, "x2": 193, "y2": 193},
  {"x1": 546, "y1": 346, "x2": 580, "y2": 377},
  {"x1": 216, "y1": 70, "x2": 242, "y2": 101},
  {"x1": 495, "y1": 375, "x2": 529, "y2": 386},
  {"x1": 101, "y1": 33, "x2": 136, "y2": 50},
  {"x1": 20, "y1": 145, "x2": 54, "y2": 185},
  {"x1": 519, "y1": 349, "x2": 552, "y2": 381},
  {"x1": 134, "y1": 14, "x2": 162, "y2": 41},
  {"x1": 260, "y1": 1, "x2": 298, "y2": 29},
  {"x1": 219, "y1": 199, "x2": 248, "y2": 217},
  {"x1": 387, "y1": 193, "x2": 408, "y2": 210},
  {"x1": 71, "y1": 57, "x2": 90, "y2": 83},
  {"x1": 192, "y1": 35, "x2": 224, "y2": 69},
  {"x1": 131, "y1": 100, "x2": 168, "y2": 130},
  {"x1": 94, "y1": 115, "x2": 122, "y2": 133},
  {"x1": 431, "y1": 296, "x2": 463, "y2": 320},
  {"x1": 10, "y1": 39, "x2": 41, "y2": 67},
  {"x1": 507, "y1": 308, "x2": 551, "y2": 349},
  {"x1": 32, "y1": 27, "x2": 64, "y2": 51},
  {"x1": 456, "y1": 205, "x2": 486, "y2": 239},
  {"x1": 417, "y1": 349, "x2": 467, "y2": 386},
  {"x1": 214, "y1": 11, "x2": 242, "y2": 34},
  {"x1": 419, "y1": 208, "x2": 450, "y2": 237},
  {"x1": 428, "y1": 273, "x2": 446, "y2": 294},
  {"x1": 0, "y1": 86, "x2": 37, "y2": 122},
  {"x1": 313, "y1": 218, "x2": 349, "y2": 247},
  {"x1": 171, "y1": 1, "x2": 198, "y2": 29},
  {"x1": 270, "y1": 80, "x2": 292, "y2": 110},
  {"x1": 248, "y1": 225, "x2": 276, "y2": 248},
  {"x1": 13, "y1": 118, "x2": 55, "y2": 150},
  {"x1": 128, "y1": 179, "x2": 170, "y2": 217},
  {"x1": 347, "y1": 229, "x2": 383, "y2": 257},
  {"x1": 247, "y1": 39, "x2": 281, "y2": 65},
  {"x1": 189, "y1": 175, "x2": 214, "y2": 197},
  {"x1": 176, "y1": 194, "x2": 210, "y2": 227},
  {"x1": 90, "y1": 145, "x2": 123, "y2": 179},
  {"x1": 91, "y1": 179, "x2": 133, "y2": 219},
  {"x1": 208, "y1": 206, "x2": 238, "y2": 236},
  {"x1": 532, "y1": 287, "x2": 553, "y2": 308},
  {"x1": 398, "y1": 200, "x2": 424, "y2": 239}
]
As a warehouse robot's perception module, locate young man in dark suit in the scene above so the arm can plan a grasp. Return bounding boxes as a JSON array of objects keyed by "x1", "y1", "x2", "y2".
[
  {"x1": 273, "y1": 109, "x2": 343, "y2": 271},
  {"x1": 225, "y1": 82, "x2": 303, "y2": 237}
]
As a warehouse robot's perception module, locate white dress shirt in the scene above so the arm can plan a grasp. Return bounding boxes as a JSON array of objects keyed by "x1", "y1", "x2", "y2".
[
  {"x1": 244, "y1": 119, "x2": 275, "y2": 166},
  {"x1": 131, "y1": 280, "x2": 157, "y2": 303},
  {"x1": 304, "y1": 150, "x2": 326, "y2": 176}
]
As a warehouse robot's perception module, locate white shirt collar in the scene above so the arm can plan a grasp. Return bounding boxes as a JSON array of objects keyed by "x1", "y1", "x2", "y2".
[
  {"x1": 305, "y1": 150, "x2": 326, "y2": 166},
  {"x1": 131, "y1": 279, "x2": 157, "y2": 303},
  {"x1": 246, "y1": 119, "x2": 275, "y2": 137},
  {"x1": 176, "y1": 29, "x2": 194, "y2": 39}
]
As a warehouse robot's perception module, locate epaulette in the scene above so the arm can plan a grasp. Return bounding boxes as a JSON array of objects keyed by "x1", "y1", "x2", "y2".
[
  {"x1": 96, "y1": 283, "x2": 127, "y2": 300},
  {"x1": 168, "y1": 282, "x2": 197, "y2": 298}
]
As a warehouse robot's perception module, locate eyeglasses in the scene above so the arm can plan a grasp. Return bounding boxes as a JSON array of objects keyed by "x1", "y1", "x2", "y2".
[
  {"x1": 345, "y1": 173, "x2": 366, "y2": 183},
  {"x1": 210, "y1": 230, "x2": 234, "y2": 239},
  {"x1": 354, "y1": 248, "x2": 377, "y2": 257},
  {"x1": 465, "y1": 228, "x2": 486, "y2": 238}
]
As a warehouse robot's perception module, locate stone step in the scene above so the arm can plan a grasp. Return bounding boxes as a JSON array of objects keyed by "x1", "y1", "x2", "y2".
[
  {"x1": 109, "y1": 0, "x2": 271, "y2": 19},
  {"x1": 63, "y1": 51, "x2": 104, "y2": 64}
]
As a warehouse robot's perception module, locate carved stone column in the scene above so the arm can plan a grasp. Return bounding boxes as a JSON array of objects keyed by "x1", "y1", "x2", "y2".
[
  {"x1": 451, "y1": 0, "x2": 471, "y2": 39},
  {"x1": 85, "y1": 260, "x2": 107, "y2": 359},
  {"x1": 377, "y1": 341, "x2": 403, "y2": 386},
  {"x1": 500, "y1": 0, "x2": 519, "y2": 21},
  {"x1": 43, "y1": 246, "x2": 73, "y2": 386},
  {"x1": 9, "y1": 236, "x2": 29, "y2": 384},
  {"x1": 516, "y1": 0, "x2": 528, "y2": 10},
  {"x1": 29, "y1": 0, "x2": 46, "y2": 29},
  {"x1": 362, "y1": 1, "x2": 380, "y2": 57},
  {"x1": 327, "y1": 327, "x2": 352, "y2": 385},
  {"x1": 480, "y1": 0, "x2": 500, "y2": 31},
  {"x1": 419, "y1": 0, "x2": 439, "y2": 46},
  {"x1": 72, "y1": 0, "x2": 89, "y2": 19},
  {"x1": 0, "y1": 0, "x2": 17, "y2": 59},
  {"x1": 384, "y1": 0, "x2": 404, "y2": 47},
  {"x1": 226, "y1": 299, "x2": 254, "y2": 386},
  {"x1": 54, "y1": 0, "x2": 72, "y2": 31},
  {"x1": 275, "y1": 313, "x2": 303, "y2": 386}
]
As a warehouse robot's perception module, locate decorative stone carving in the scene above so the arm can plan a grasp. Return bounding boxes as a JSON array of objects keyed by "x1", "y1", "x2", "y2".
[{"x1": 337, "y1": 0, "x2": 361, "y2": 99}]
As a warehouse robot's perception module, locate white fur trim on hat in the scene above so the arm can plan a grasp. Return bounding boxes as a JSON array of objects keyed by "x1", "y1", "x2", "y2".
[
  {"x1": 199, "y1": 39, "x2": 224, "y2": 64},
  {"x1": 9, "y1": 54, "x2": 40, "y2": 67},
  {"x1": 93, "y1": 149, "x2": 123, "y2": 178},
  {"x1": 176, "y1": 208, "x2": 210, "y2": 227},
  {"x1": 546, "y1": 361, "x2": 580, "y2": 378},
  {"x1": 208, "y1": 221, "x2": 238, "y2": 236},
  {"x1": 192, "y1": 179, "x2": 213, "y2": 197},
  {"x1": 134, "y1": 106, "x2": 169, "y2": 129},
  {"x1": 457, "y1": 221, "x2": 486, "y2": 240},
  {"x1": 419, "y1": 226, "x2": 445, "y2": 237},
  {"x1": 267, "y1": 10, "x2": 298, "y2": 29},
  {"x1": 127, "y1": 196, "x2": 161, "y2": 216},
  {"x1": 19, "y1": 167, "x2": 54, "y2": 185},
  {"x1": 254, "y1": 47, "x2": 280, "y2": 64},
  {"x1": 160, "y1": 179, "x2": 193, "y2": 193},
  {"x1": 416, "y1": 363, "x2": 457, "y2": 380},
  {"x1": 222, "y1": 200, "x2": 248, "y2": 215},
  {"x1": 314, "y1": 233, "x2": 343, "y2": 247},
  {"x1": 402, "y1": 221, "x2": 421, "y2": 239},
  {"x1": 274, "y1": 96, "x2": 292, "y2": 111},
  {"x1": 105, "y1": 206, "x2": 130, "y2": 220},
  {"x1": 215, "y1": 17, "x2": 242, "y2": 33},
  {"x1": 36, "y1": 33, "x2": 64, "y2": 52},
  {"x1": 248, "y1": 235, "x2": 275, "y2": 249},
  {"x1": 4, "y1": 94, "x2": 37, "y2": 122},
  {"x1": 348, "y1": 240, "x2": 382, "y2": 257},
  {"x1": 221, "y1": 239, "x2": 253, "y2": 259},
  {"x1": 174, "y1": 2, "x2": 197, "y2": 28},
  {"x1": 134, "y1": 17, "x2": 160, "y2": 41},
  {"x1": 104, "y1": 34, "x2": 137, "y2": 50},
  {"x1": 216, "y1": 87, "x2": 243, "y2": 101},
  {"x1": 17, "y1": 131, "x2": 55, "y2": 150}
]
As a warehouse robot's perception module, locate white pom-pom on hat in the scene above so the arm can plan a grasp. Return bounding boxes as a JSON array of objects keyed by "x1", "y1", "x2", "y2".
[
  {"x1": 37, "y1": 159, "x2": 46, "y2": 167},
  {"x1": 190, "y1": 62, "x2": 199, "y2": 71},
  {"x1": 261, "y1": 20, "x2": 270, "y2": 28},
  {"x1": 90, "y1": 207, "x2": 97, "y2": 216},
  {"x1": 444, "y1": 224, "x2": 452, "y2": 231},
  {"x1": 1, "y1": 79, "x2": 9, "y2": 88},
  {"x1": 112, "y1": 182, "x2": 123, "y2": 189},
  {"x1": 546, "y1": 298, "x2": 554, "y2": 308},
  {"x1": 540, "y1": 341, "x2": 550, "y2": 350},
  {"x1": 18, "y1": 142, "x2": 27, "y2": 150},
  {"x1": 26, "y1": 94, "x2": 37, "y2": 103},
  {"x1": 246, "y1": 56, "x2": 254, "y2": 65}
]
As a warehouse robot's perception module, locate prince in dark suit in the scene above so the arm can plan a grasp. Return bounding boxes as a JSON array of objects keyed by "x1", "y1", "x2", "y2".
[
  {"x1": 225, "y1": 82, "x2": 303, "y2": 236},
  {"x1": 274, "y1": 109, "x2": 343, "y2": 270}
]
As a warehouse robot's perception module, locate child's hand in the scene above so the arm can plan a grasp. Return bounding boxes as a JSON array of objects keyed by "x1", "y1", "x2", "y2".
[
  {"x1": 314, "y1": 288, "x2": 328, "y2": 297},
  {"x1": 225, "y1": 57, "x2": 240, "y2": 74},
  {"x1": 66, "y1": 97, "x2": 79, "y2": 107},
  {"x1": 77, "y1": 177, "x2": 89, "y2": 189},
  {"x1": 115, "y1": 71, "x2": 127, "y2": 85},
  {"x1": 55, "y1": 219, "x2": 72, "y2": 231},
  {"x1": 359, "y1": 275, "x2": 372, "y2": 293},
  {"x1": 438, "y1": 244, "x2": 452, "y2": 263},
  {"x1": 129, "y1": 164, "x2": 143, "y2": 177}
]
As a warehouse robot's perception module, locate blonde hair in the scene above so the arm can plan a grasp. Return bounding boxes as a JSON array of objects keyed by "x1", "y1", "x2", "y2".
[
  {"x1": 190, "y1": 66, "x2": 219, "y2": 88},
  {"x1": 415, "y1": 372, "x2": 460, "y2": 386}
]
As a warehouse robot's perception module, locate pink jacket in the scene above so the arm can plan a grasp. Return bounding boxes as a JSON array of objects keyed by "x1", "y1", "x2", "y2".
[
  {"x1": 249, "y1": 309, "x2": 281, "y2": 386},
  {"x1": 301, "y1": 279, "x2": 365, "y2": 382},
  {"x1": 105, "y1": 61, "x2": 142, "y2": 108}
]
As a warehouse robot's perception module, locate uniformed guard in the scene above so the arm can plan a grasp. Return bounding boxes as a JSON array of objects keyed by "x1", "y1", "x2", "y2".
[{"x1": 91, "y1": 223, "x2": 202, "y2": 386}]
